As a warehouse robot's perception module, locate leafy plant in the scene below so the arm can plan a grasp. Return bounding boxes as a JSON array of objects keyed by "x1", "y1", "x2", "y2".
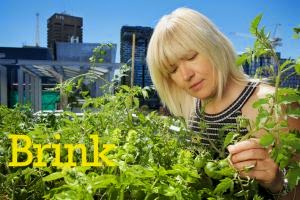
[
  {"x1": 237, "y1": 14, "x2": 300, "y2": 193},
  {"x1": 0, "y1": 15, "x2": 299, "y2": 200}
]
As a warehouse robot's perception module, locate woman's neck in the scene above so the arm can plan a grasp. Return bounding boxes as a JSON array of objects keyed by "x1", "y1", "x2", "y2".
[{"x1": 204, "y1": 79, "x2": 247, "y2": 114}]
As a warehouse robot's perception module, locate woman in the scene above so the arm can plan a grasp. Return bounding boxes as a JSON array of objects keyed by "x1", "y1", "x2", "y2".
[{"x1": 146, "y1": 7, "x2": 299, "y2": 198}]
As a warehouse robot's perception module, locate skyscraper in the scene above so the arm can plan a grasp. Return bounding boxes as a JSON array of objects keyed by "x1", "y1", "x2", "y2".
[
  {"x1": 120, "y1": 26, "x2": 160, "y2": 108},
  {"x1": 242, "y1": 53, "x2": 299, "y2": 88},
  {"x1": 120, "y1": 26, "x2": 153, "y2": 87},
  {"x1": 47, "y1": 13, "x2": 83, "y2": 50}
]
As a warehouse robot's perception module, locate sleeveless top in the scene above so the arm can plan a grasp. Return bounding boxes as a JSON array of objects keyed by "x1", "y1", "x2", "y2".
[
  {"x1": 188, "y1": 81, "x2": 276, "y2": 199},
  {"x1": 188, "y1": 81, "x2": 259, "y2": 148}
]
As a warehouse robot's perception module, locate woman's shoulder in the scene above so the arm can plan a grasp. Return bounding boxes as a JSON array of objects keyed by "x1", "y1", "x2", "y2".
[
  {"x1": 241, "y1": 82, "x2": 275, "y2": 121},
  {"x1": 255, "y1": 82, "x2": 275, "y2": 99}
]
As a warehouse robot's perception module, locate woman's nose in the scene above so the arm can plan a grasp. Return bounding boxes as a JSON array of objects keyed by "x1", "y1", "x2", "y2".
[{"x1": 179, "y1": 64, "x2": 194, "y2": 81}]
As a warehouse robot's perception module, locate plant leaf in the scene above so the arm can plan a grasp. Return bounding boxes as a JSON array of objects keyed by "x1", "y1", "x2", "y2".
[
  {"x1": 287, "y1": 167, "x2": 300, "y2": 190},
  {"x1": 250, "y1": 14, "x2": 263, "y2": 36},
  {"x1": 223, "y1": 132, "x2": 239, "y2": 149},
  {"x1": 214, "y1": 178, "x2": 233, "y2": 194},
  {"x1": 280, "y1": 60, "x2": 293, "y2": 71},
  {"x1": 294, "y1": 63, "x2": 300, "y2": 75},
  {"x1": 259, "y1": 133, "x2": 275, "y2": 147},
  {"x1": 236, "y1": 54, "x2": 248, "y2": 66},
  {"x1": 43, "y1": 172, "x2": 64, "y2": 182},
  {"x1": 252, "y1": 98, "x2": 268, "y2": 109},
  {"x1": 287, "y1": 108, "x2": 300, "y2": 119}
]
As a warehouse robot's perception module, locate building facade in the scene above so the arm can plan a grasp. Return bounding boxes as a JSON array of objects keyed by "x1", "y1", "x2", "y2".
[
  {"x1": 47, "y1": 13, "x2": 83, "y2": 50},
  {"x1": 0, "y1": 46, "x2": 119, "y2": 111},
  {"x1": 120, "y1": 26, "x2": 153, "y2": 87},
  {"x1": 242, "y1": 53, "x2": 299, "y2": 88},
  {"x1": 120, "y1": 26, "x2": 160, "y2": 108},
  {"x1": 0, "y1": 47, "x2": 53, "y2": 109},
  {"x1": 55, "y1": 42, "x2": 117, "y2": 63}
]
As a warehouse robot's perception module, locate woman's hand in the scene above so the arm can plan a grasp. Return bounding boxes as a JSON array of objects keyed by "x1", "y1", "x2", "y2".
[{"x1": 227, "y1": 138, "x2": 283, "y2": 193}]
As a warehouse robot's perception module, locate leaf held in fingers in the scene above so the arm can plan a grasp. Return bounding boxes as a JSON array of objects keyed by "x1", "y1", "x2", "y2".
[{"x1": 259, "y1": 133, "x2": 275, "y2": 147}]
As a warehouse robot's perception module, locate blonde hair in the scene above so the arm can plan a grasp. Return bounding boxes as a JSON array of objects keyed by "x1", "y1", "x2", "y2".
[{"x1": 147, "y1": 7, "x2": 248, "y2": 122}]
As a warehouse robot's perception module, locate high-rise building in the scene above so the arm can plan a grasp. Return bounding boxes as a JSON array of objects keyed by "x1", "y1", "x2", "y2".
[
  {"x1": 120, "y1": 26, "x2": 160, "y2": 108},
  {"x1": 242, "y1": 53, "x2": 299, "y2": 88},
  {"x1": 120, "y1": 26, "x2": 153, "y2": 87},
  {"x1": 47, "y1": 13, "x2": 83, "y2": 50}
]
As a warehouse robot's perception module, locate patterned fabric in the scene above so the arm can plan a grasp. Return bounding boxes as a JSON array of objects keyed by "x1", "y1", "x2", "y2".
[{"x1": 189, "y1": 81, "x2": 259, "y2": 147}]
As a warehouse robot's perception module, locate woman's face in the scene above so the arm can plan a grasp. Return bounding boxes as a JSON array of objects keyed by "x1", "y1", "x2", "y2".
[{"x1": 169, "y1": 51, "x2": 217, "y2": 100}]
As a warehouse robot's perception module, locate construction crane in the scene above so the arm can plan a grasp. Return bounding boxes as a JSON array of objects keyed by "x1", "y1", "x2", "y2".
[
  {"x1": 230, "y1": 23, "x2": 282, "y2": 49},
  {"x1": 35, "y1": 13, "x2": 40, "y2": 47},
  {"x1": 270, "y1": 23, "x2": 282, "y2": 49}
]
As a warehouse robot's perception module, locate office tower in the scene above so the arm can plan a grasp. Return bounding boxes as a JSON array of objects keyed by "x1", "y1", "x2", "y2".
[
  {"x1": 120, "y1": 26, "x2": 153, "y2": 87},
  {"x1": 47, "y1": 13, "x2": 83, "y2": 50},
  {"x1": 120, "y1": 26, "x2": 160, "y2": 108},
  {"x1": 242, "y1": 52, "x2": 299, "y2": 88}
]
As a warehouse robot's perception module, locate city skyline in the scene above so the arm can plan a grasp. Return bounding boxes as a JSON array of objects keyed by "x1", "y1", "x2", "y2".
[{"x1": 1, "y1": 0, "x2": 300, "y2": 62}]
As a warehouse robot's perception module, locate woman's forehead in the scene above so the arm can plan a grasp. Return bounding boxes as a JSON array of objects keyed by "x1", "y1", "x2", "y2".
[{"x1": 163, "y1": 41, "x2": 192, "y2": 65}]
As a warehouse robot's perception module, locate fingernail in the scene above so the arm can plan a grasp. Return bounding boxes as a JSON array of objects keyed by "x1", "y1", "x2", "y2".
[{"x1": 227, "y1": 145, "x2": 233, "y2": 152}]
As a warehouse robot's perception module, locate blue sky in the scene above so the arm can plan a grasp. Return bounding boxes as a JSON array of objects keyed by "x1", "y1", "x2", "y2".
[{"x1": 1, "y1": 0, "x2": 299, "y2": 62}]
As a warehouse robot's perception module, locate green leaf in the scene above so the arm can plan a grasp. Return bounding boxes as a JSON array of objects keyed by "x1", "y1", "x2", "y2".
[
  {"x1": 287, "y1": 108, "x2": 300, "y2": 119},
  {"x1": 98, "y1": 58, "x2": 104, "y2": 63},
  {"x1": 265, "y1": 121, "x2": 276, "y2": 129},
  {"x1": 278, "y1": 93, "x2": 300, "y2": 105},
  {"x1": 253, "y1": 194, "x2": 264, "y2": 200},
  {"x1": 294, "y1": 27, "x2": 300, "y2": 34},
  {"x1": 90, "y1": 174, "x2": 118, "y2": 189},
  {"x1": 223, "y1": 132, "x2": 239, "y2": 149},
  {"x1": 293, "y1": 33, "x2": 300, "y2": 39},
  {"x1": 100, "y1": 50, "x2": 106, "y2": 55},
  {"x1": 236, "y1": 54, "x2": 248, "y2": 66},
  {"x1": 287, "y1": 167, "x2": 300, "y2": 190},
  {"x1": 280, "y1": 60, "x2": 292, "y2": 71},
  {"x1": 234, "y1": 190, "x2": 249, "y2": 197},
  {"x1": 277, "y1": 88, "x2": 300, "y2": 104},
  {"x1": 278, "y1": 88, "x2": 298, "y2": 95},
  {"x1": 217, "y1": 167, "x2": 235, "y2": 177},
  {"x1": 294, "y1": 63, "x2": 300, "y2": 75},
  {"x1": 205, "y1": 162, "x2": 222, "y2": 179},
  {"x1": 43, "y1": 172, "x2": 64, "y2": 182},
  {"x1": 133, "y1": 97, "x2": 139, "y2": 108},
  {"x1": 250, "y1": 14, "x2": 263, "y2": 36},
  {"x1": 275, "y1": 150, "x2": 291, "y2": 169},
  {"x1": 125, "y1": 165, "x2": 156, "y2": 178},
  {"x1": 194, "y1": 155, "x2": 207, "y2": 169},
  {"x1": 252, "y1": 98, "x2": 268, "y2": 109},
  {"x1": 259, "y1": 133, "x2": 275, "y2": 147},
  {"x1": 214, "y1": 178, "x2": 233, "y2": 194},
  {"x1": 120, "y1": 85, "x2": 130, "y2": 92},
  {"x1": 125, "y1": 96, "x2": 132, "y2": 109},
  {"x1": 158, "y1": 184, "x2": 178, "y2": 197},
  {"x1": 282, "y1": 134, "x2": 300, "y2": 151}
]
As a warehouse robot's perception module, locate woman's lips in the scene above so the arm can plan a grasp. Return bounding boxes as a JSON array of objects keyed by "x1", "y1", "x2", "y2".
[{"x1": 189, "y1": 80, "x2": 204, "y2": 91}]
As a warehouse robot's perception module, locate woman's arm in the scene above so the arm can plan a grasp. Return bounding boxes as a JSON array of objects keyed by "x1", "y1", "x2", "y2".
[{"x1": 228, "y1": 84, "x2": 300, "y2": 199}]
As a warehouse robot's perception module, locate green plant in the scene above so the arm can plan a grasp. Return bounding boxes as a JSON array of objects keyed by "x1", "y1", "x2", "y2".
[
  {"x1": 236, "y1": 14, "x2": 300, "y2": 193},
  {"x1": 0, "y1": 15, "x2": 299, "y2": 200}
]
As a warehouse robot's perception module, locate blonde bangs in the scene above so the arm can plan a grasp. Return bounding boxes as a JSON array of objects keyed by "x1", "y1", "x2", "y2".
[{"x1": 151, "y1": 18, "x2": 201, "y2": 77}]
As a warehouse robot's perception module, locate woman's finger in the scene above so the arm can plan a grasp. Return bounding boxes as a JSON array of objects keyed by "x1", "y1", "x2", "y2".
[
  {"x1": 239, "y1": 167, "x2": 278, "y2": 183},
  {"x1": 232, "y1": 159, "x2": 274, "y2": 172},
  {"x1": 227, "y1": 138, "x2": 262, "y2": 154},
  {"x1": 232, "y1": 160, "x2": 257, "y2": 171},
  {"x1": 231, "y1": 148, "x2": 268, "y2": 163}
]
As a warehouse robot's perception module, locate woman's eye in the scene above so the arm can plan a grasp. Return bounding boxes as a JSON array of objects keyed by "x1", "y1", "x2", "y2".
[
  {"x1": 187, "y1": 53, "x2": 197, "y2": 60},
  {"x1": 170, "y1": 66, "x2": 178, "y2": 74}
]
